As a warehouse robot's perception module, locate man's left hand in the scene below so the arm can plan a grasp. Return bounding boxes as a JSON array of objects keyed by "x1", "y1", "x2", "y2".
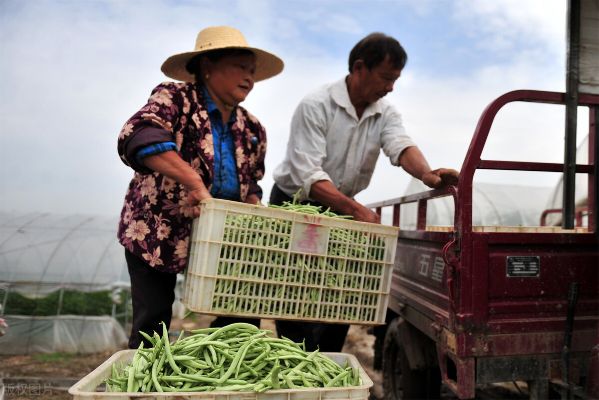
[{"x1": 422, "y1": 168, "x2": 459, "y2": 189}]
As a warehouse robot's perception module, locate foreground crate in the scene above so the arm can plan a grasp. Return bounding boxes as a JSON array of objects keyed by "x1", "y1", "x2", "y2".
[
  {"x1": 183, "y1": 199, "x2": 399, "y2": 324},
  {"x1": 68, "y1": 350, "x2": 373, "y2": 400}
]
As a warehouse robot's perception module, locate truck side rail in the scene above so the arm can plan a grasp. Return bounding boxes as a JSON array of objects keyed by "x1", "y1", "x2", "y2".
[
  {"x1": 459, "y1": 89, "x2": 599, "y2": 234},
  {"x1": 369, "y1": 90, "x2": 599, "y2": 234},
  {"x1": 367, "y1": 186, "x2": 457, "y2": 230}
]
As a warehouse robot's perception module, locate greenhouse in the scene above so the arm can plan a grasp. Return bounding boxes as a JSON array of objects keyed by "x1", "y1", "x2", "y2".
[
  {"x1": 544, "y1": 134, "x2": 590, "y2": 226},
  {"x1": 0, "y1": 212, "x2": 131, "y2": 354},
  {"x1": 388, "y1": 179, "x2": 554, "y2": 229}
]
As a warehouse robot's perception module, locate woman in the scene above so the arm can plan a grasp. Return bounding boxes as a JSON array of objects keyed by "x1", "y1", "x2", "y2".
[{"x1": 117, "y1": 26, "x2": 284, "y2": 348}]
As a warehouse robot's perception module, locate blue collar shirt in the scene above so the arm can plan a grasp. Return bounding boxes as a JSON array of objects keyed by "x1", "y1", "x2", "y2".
[{"x1": 202, "y1": 87, "x2": 241, "y2": 201}]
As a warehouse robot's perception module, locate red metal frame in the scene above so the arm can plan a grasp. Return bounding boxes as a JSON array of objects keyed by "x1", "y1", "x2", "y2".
[
  {"x1": 540, "y1": 207, "x2": 589, "y2": 226},
  {"x1": 369, "y1": 90, "x2": 599, "y2": 399},
  {"x1": 459, "y1": 90, "x2": 598, "y2": 233}
]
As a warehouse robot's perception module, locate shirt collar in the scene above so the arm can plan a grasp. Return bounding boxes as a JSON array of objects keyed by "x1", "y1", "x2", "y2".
[
  {"x1": 201, "y1": 85, "x2": 219, "y2": 115},
  {"x1": 201, "y1": 85, "x2": 238, "y2": 124},
  {"x1": 330, "y1": 77, "x2": 382, "y2": 121}
]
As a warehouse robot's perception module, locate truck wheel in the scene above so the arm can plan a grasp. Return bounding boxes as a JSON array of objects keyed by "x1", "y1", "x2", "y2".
[{"x1": 382, "y1": 318, "x2": 441, "y2": 400}]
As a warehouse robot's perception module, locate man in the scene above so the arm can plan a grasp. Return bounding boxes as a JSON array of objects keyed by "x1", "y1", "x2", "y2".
[{"x1": 270, "y1": 32, "x2": 458, "y2": 351}]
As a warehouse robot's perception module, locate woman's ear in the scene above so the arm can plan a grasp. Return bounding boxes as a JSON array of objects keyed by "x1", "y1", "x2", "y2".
[{"x1": 199, "y1": 57, "x2": 212, "y2": 79}]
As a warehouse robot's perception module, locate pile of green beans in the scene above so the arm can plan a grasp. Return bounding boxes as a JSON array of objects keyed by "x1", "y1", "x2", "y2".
[
  {"x1": 268, "y1": 201, "x2": 354, "y2": 219},
  {"x1": 105, "y1": 323, "x2": 361, "y2": 393}
]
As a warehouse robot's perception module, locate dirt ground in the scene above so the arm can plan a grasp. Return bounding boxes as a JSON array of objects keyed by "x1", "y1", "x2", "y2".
[
  {"x1": 0, "y1": 316, "x2": 530, "y2": 400},
  {"x1": 0, "y1": 317, "x2": 382, "y2": 400}
]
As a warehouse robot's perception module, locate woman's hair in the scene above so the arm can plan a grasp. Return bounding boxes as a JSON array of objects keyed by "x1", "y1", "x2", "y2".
[
  {"x1": 348, "y1": 33, "x2": 407, "y2": 73},
  {"x1": 186, "y1": 48, "x2": 255, "y2": 82}
]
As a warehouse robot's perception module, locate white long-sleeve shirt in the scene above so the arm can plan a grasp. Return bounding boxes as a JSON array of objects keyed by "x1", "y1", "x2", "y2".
[{"x1": 273, "y1": 77, "x2": 416, "y2": 200}]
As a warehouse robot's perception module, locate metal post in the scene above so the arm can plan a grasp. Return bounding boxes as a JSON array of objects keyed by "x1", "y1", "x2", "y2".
[
  {"x1": 561, "y1": 282, "x2": 579, "y2": 400},
  {"x1": 1, "y1": 286, "x2": 8, "y2": 316},
  {"x1": 592, "y1": 107, "x2": 598, "y2": 233},
  {"x1": 56, "y1": 287, "x2": 64, "y2": 316},
  {"x1": 393, "y1": 204, "x2": 400, "y2": 227},
  {"x1": 563, "y1": 0, "x2": 581, "y2": 229}
]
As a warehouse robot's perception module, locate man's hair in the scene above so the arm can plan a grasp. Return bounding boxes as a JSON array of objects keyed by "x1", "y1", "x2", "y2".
[{"x1": 348, "y1": 33, "x2": 407, "y2": 73}]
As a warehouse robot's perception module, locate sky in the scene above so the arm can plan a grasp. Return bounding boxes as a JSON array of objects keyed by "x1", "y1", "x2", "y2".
[{"x1": 0, "y1": 0, "x2": 588, "y2": 217}]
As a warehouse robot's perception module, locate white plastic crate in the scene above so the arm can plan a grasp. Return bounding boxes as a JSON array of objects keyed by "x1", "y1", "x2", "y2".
[
  {"x1": 68, "y1": 350, "x2": 373, "y2": 400},
  {"x1": 183, "y1": 199, "x2": 399, "y2": 324}
]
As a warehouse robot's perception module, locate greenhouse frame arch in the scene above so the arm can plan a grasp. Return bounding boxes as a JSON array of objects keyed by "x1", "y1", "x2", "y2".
[{"x1": 0, "y1": 212, "x2": 130, "y2": 354}]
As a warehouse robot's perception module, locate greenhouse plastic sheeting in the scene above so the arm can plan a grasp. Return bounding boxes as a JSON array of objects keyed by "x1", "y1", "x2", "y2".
[
  {"x1": 544, "y1": 135, "x2": 589, "y2": 226},
  {"x1": 0, "y1": 212, "x2": 131, "y2": 354},
  {"x1": 0, "y1": 315, "x2": 127, "y2": 354},
  {"x1": 388, "y1": 179, "x2": 553, "y2": 229},
  {"x1": 0, "y1": 212, "x2": 129, "y2": 297}
]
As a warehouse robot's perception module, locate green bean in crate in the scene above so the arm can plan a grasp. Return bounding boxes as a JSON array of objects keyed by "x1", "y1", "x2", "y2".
[
  {"x1": 183, "y1": 199, "x2": 399, "y2": 324},
  {"x1": 105, "y1": 323, "x2": 361, "y2": 393}
]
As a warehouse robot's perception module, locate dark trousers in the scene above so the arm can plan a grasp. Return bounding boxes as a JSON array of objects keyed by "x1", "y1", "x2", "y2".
[
  {"x1": 210, "y1": 316, "x2": 260, "y2": 328},
  {"x1": 126, "y1": 250, "x2": 260, "y2": 349},
  {"x1": 270, "y1": 184, "x2": 350, "y2": 352},
  {"x1": 126, "y1": 249, "x2": 177, "y2": 349}
]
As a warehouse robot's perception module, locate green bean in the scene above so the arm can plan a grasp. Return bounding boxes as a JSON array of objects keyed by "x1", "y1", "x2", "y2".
[
  {"x1": 126, "y1": 364, "x2": 135, "y2": 392},
  {"x1": 214, "y1": 383, "x2": 256, "y2": 391},
  {"x1": 203, "y1": 348, "x2": 214, "y2": 368},
  {"x1": 162, "y1": 323, "x2": 182, "y2": 375},
  {"x1": 325, "y1": 370, "x2": 349, "y2": 387},
  {"x1": 151, "y1": 352, "x2": 165, "y2": 392}
]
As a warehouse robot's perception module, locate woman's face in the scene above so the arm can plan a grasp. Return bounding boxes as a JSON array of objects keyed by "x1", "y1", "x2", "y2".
[{"x1": 204, "y1": 53, "x2": 256, "y2": 107}]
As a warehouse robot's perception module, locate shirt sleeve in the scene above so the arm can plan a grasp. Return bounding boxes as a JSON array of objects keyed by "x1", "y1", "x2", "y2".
[
  {"x1": 380, "y1": 104, "x2": 417, "y2": 166},
  {"x1": 285, "y1": 99, "x2": 333, "y2": 199},
  {"x1": 117, "y1": 82, "x2": 183, "y2": 173},
  {"x1": 135, "y1": 141, "x2": 178, "y2": 164}
]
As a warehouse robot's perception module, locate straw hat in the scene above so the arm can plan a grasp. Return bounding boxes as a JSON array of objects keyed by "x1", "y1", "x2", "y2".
[{"x1": 161, "y1": 26, "x2": 284, "y2": 82}]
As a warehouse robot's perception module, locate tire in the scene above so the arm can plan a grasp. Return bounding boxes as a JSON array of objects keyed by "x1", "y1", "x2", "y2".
[{"x1": 382, "y1": 318, "x2": 441, "y2": 400}]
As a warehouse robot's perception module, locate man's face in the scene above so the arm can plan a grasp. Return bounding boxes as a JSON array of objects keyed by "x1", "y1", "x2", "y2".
[{"x1": 357, "y1": 56, "x2": 402, "y2": 104}]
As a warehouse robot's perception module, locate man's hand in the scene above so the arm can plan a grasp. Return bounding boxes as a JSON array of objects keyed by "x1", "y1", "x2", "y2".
[
  {"x1": 398, "y1": 147, "x2": 459, "y2": 189},
  {"x1": 310, "y1": 180, "x2": 381, "y2": 224},
  {"x1": 352, "y1": 204, "x2": 381, "y2": 224},
  {"x1": 422, "y1": 168, "x2": 459, "y2": 189}
]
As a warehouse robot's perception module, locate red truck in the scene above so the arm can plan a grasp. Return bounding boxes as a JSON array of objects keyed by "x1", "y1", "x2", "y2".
[{"x1": 368, "y1": 89, "x2": 599, "y2": 399}]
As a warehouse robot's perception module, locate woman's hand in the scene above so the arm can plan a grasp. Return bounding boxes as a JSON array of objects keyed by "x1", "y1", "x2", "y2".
[
  {"x1": 187, "y1": 185, "x2": 212, "y2": 218},
  {"x1": 245, "y1": 193, "x2": 262, "y2": 205},
  {"x1": 142, "y1": 151, "x2": 212, "y2": 218}
]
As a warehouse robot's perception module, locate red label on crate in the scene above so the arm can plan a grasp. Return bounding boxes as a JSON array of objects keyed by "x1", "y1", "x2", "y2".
[{"x1": 290, "y1": 222, "x2": 329, "y2": 255}]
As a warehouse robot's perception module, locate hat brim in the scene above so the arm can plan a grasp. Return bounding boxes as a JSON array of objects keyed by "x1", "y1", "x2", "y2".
[{"x1": 160, "y1": 46, "x2": 284, "y2": 83}]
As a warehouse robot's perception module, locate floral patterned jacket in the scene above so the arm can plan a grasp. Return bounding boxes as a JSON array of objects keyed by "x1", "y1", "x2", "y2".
[{"x1": 117, "y1": 82, "x2": 267, "y2": 273}]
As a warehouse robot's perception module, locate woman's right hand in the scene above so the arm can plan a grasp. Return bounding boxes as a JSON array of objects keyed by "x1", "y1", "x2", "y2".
[
  {"x1": 141, "y1": 151, "x2": 212, "y2": 218},
  {"x1": 187, "y1": 186, "x2": 212, "y2": 218}
]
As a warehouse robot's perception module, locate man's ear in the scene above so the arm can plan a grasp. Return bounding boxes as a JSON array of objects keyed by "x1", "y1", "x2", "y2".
[{"x1": 351, "y1": 59, "x2": 366, "y2": 73}]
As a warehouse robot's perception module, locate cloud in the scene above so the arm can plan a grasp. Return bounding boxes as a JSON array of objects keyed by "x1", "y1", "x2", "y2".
[
  {"x1": 452, "y1": 0, "x2": 566, "y2": 58},
  {"x1": 0, "y1": 0, "x2": 575, "y2": 216}
]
